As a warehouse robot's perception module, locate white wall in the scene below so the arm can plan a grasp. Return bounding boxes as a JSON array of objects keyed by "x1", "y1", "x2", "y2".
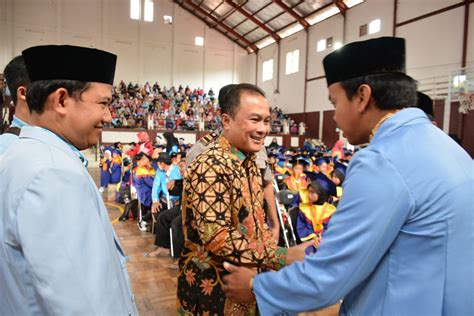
[
  {"x1": 397, "y1": 0, "x2": 459, "y2": 21},
  {"x1": 277, "y1": 32, "x2": 307, "y2": 114},
  {"x1": 257, "y1": 43, "x2": 279, "y2": 108},
  {"x1": 398, "y1": 6, "x2": 465, "y2": 79},
  {"x1": 344, "y1": 0, "x2": 394, "y2": 42},
  {"x1": 252, "y1": 0, "x2": 473, "y2": 116},
  {"x1": 0, "y1": 0, "x2": 252, "y2": 93},
  {"x1": 469, "y1": 4, "x2": 474, "y2": 68},
  {"x1": 2, "y1": 0, "x2": 473, "y2": 113},
  {"x1": 307, "y1": 14, "x2": 344, "y2": 80}
]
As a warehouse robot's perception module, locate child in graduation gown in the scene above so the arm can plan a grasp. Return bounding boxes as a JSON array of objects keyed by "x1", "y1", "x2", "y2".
[
  {"x1": 109, "y1": 149, "x2": 123, "y2": 185},
  {"x1": 99, "y1": 149, "x2": 112, "y2": 193},
  {"x1": 296, "y1": 175, "x2": 337, "y2": 254},
  {"x1": 284, "y1": 159, "x2": 310, "y2": 206}
]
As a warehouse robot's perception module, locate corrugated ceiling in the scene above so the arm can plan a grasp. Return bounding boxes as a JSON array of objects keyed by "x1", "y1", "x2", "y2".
[{"x1": 175, "y1": 0, "x2": 361, "y2": 53}]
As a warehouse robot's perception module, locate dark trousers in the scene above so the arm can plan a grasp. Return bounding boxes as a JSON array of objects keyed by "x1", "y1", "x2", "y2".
[
  {"x1": 154, "y1": 206, "x2": 184, "y2": 258},
  {"x1": 171, "y1": 214, "x2": 184, "y2": 259},
  {"x1": 141, "y1": 203, "x2": 152, "y2": 222}
]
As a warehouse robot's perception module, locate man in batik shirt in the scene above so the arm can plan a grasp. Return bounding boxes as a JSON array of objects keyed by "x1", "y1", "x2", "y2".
[{"x1": 177, "y1": 84, "x2": 308, "y2": 315}]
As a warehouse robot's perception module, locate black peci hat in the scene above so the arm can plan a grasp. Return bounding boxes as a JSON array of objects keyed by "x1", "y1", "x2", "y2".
[
  {"x1": 22, "y1": 45, "x2": 117, "y2": 84},
  {"x1": 323, "y1": 37, "x2": 406, "y2": 86}
]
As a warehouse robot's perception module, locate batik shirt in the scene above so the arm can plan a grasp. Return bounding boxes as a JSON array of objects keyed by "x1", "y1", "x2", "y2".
[{"x1": 177, "y1": 136, "x2": 287, "y2": 316}]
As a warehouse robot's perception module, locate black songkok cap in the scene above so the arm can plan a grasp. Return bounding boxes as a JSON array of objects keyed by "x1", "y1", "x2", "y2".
[
  {"x1": 416, "y1": 92, "x2": 434, "y2": 117},
  {"x1": 22, "y1": 45, "x2": 117, "y2": 84},
  {"x1": 323, "y1": 37, "x2": 406, "y2": 86}
]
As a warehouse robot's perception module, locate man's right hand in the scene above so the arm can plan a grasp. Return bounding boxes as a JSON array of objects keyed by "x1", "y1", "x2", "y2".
[
  {"x1": 285, "y1": 241, "x2": 313, "y2": 265},
  {"x1": 151, "y1": 201, "x2": 161, "y2": 214}
]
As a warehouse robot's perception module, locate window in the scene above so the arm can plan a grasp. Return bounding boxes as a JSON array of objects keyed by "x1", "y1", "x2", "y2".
[
  {"x1": 144, "y1": 0, "x2": 154, "y2": 22},
  {"x1": 359, "y1": 24, "x2": 367, "y2": 37},
  {"x1": 286, "y1": 50, "x2": 299, "y2": 75},
  {"x1": 130, "y1": 0, "x2": 140, "y2": 20},
  {"x1": 262, "y1": 59, "x2": 273, "y2": 82},
  {"x1": 195, "y1": 36, "x2": 204, "y2": 46},
  {"x1": 163, "y1": 15, "x2": 173, "y2": 24},
  {"x1": 453, "y1": 75, "x2": 467, "y2": 88},
  {"x1": 368, "y1": 19, "x2": 381, "y2": 34},
  {"x1": 317, "y1": 39, "x2": 326, "y2": 52},
  {"x1": 317, "y1": 37, "x2": 334, "y2": 52},
  {"x1": 334, "y1": 42, "x2": 343, "y2": 49}
]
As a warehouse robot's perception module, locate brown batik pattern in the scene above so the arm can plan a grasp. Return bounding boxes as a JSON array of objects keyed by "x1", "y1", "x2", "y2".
[{"x1": 177, "y1": 136, "x2": 287, "y2": 316}]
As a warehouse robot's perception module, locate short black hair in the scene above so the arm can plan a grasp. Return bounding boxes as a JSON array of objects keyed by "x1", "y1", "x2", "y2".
[
  {"x1": 26, "y1": 80, "x2": 90, "y2": 113},
  {"x1": 309, "y1": 180, "x2": 329, "y2": 205},
  {"x1": 340, "y1": 73, "x2": 417, "y2": 110},
  {"x1": 133, "y1": 152, "x2": 151, "y2": 163},
  {"x1": 4, "y1": 55, "x2": 30, "y2": 105},
  {"x1": 219, "y1": 83, "x2": 266, "y2": 117}
]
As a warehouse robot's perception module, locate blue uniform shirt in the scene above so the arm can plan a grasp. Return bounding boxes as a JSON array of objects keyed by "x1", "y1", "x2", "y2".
[
  {"x1": 0, "y1": 115, "x2": 28, "y2": 155},
  {"x1": 0, "y1": 126, "x2": 137, "y2": 315},
  {"x1": 253, "y1": 108, "x2": 474, "y2": 315}
]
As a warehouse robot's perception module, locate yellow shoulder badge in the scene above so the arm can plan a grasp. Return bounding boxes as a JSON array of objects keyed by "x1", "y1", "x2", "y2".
[{"x1": 199, "y1": 132, "x2": 219, "y2": 146}]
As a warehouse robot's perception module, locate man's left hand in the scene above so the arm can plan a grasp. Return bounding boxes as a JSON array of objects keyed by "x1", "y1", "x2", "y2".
[{"x1": 222, "y1": 262, "x2": 257, "y2": 304}]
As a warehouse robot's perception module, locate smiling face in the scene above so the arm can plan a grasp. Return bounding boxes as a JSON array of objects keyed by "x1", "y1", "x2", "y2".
[
  {"x1": 221, "y1": 91, "x2": 270, "y2": 154},
  {"x1": 61, "y1": 82, "x2": 112, "y2": 150}
]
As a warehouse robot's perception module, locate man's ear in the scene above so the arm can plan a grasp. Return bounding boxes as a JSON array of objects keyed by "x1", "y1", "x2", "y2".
[
  {"x1": 17, "y1": 86, "x2": 27, "y2": 102},
  {"x1": 49, "y1": 88, "x2": 70, "y2": 116},
  {"x1": 355, "y1": 84, "x2": 373, "y2": 114},
  {"x1": 221, "y1": 113, "x2": 232, "y2": 130}
]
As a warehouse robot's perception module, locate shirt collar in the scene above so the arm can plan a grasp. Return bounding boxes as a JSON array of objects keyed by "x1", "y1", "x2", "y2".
[
  {"x1": 217, "y1": 135, "x2": 255, "y2": 165},
  {"x1": 21, "y1": 126, "x2": 89, "y2": 168},
  {"x1": 370, "y1": 108, "x2": 431, "y2": 144},
  {"x1": 11, "y1": 115, "x2": 28, "y2": 128}
]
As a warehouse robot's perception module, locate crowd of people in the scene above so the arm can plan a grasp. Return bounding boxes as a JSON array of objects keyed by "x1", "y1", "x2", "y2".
[
  {"x1": 0, "y1": 37, "x2": 472, "y2": 316},
  {"x1": 97, "y1": 126, "x2": 347, "y2": 269},
  {"x1": 105, "y1": 80, "x2": 302, "y2": 134}
]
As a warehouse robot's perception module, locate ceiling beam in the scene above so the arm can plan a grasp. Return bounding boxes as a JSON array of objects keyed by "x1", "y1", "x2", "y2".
[
  {"x1": 183, "y1": 0, "x2": 258, "y2": 52},
  {"x1": 208, "y1": 1, "x2": 224, "y2": 16},
  {"x1": 191, "y1": 0, "x2": 205, "y2": 13},
  {"x1": 230, "y1": 1, "x2": 273, "y2": 31},
  {"x1": 273, "y1": 0, "x2": 310, "y2": 29},
  {"x1": 333, "y1": 0, "x2": 348, "y2": 15},
  {"x1": 174, "y1": 1, "x2": 249, "y2": 51},
  {"x1": 224, "y1": 0, "x2": 280, "y2": 41}
]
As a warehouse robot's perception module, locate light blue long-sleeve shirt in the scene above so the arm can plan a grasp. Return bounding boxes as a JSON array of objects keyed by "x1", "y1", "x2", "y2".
[
  {"x1": 152, "y1": 169, "x2": 168, "y2": 203},
  {"x1": 253, "y1": 108, "x2": 474, "y2": 315},
  {"x1": 0, "y1": 115, "x2": 28, "y2": 155},
  {"x1": 0, "y1": 126, "x2": 138, "y2": 315}
]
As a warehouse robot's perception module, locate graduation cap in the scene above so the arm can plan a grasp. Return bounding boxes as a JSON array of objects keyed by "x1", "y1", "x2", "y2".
[
  {"x1": 22, "y1": 45, "x2": 117, "y2": 84},
  {"x1": 315, "y1": 157, "x2": 328, "y2": 166},
  {"x1": 416, "y1": 91, "x2": 434, "y2": 117},
  {"x1": 334, "y1": 161, "x2": 348, "y2": 175},
  {"x1": 310, "y1": 173, "x2": 337, "y2": 197},
  {"x1": 323, "y1": 37, "x2": 406, "y2": 86},
  {"x1": 291, "y1": 157, "x2": 310, "y2": 167},
  {"x1": 111, "y1": 148, "x2": 122, "y2": 156}
]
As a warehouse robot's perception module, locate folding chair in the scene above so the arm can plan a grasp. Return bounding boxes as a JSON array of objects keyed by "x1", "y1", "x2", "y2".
[{"x1": 274, "y1": 184, "x2": 298, "y2": 248}]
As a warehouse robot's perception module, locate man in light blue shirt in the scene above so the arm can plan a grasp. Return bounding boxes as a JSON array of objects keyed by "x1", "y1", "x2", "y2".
[
  {"x1": 0, "y1": 55, "x2": 31, "y2": 155},
  {"x1": 151, "y1": 152, "x2": 173, "y2": 213},
  {"x1": 0, "y1": 45, "x2": 138, "y2": 315},
  {"x1": 222, "y1": 37, "x2": 473, "y2": 315}
]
